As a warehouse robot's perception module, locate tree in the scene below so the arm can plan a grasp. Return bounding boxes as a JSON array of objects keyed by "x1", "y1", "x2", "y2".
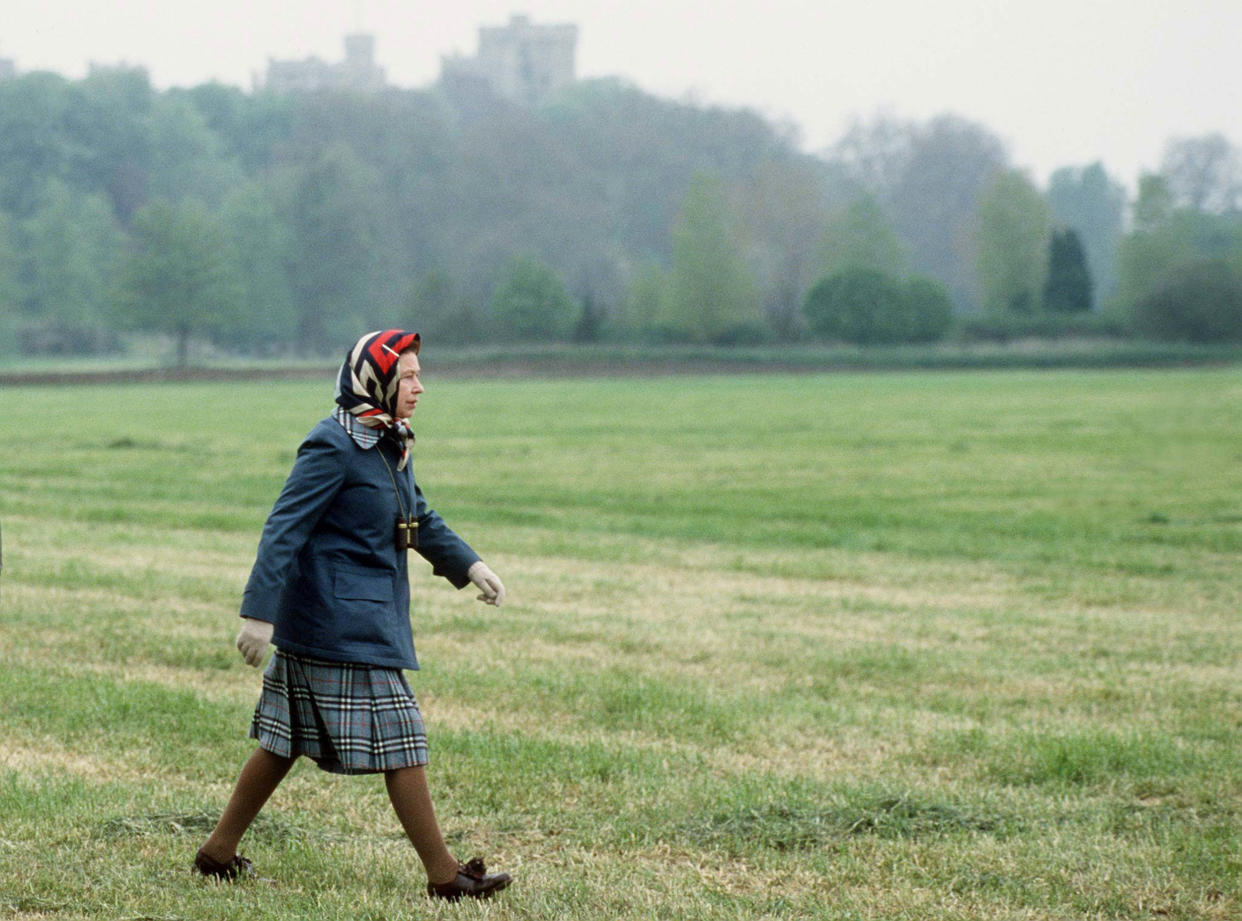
[
  {"x1": 61, "y1": 67, "x2": 156, "y2": 222},
  {"x1": 827, "y1": 110, "x2": 916, "y2": 200},
  {"x1": 273, "y1": 144, "x2": 382, "y2": 353},
  {"x1": 546, "y1": 77, "x2": 810, "y2": 269},
  {"x1": 19, "y1": 179, "x2": 122, "y2": 353},
  {"x1": 1132, "y1": 259, "x2": 1242, "y2": 342},
  {"x1": 1115, "y1": 173, "x2": 1236, "y2": 312},
  {"x1": 0, "y1": 212, "x2": 20, "y2": 355},
  {"x1": 573, "y1": 291, "x2": 604, "y2": 343},
  {"x1": 1132, "y1": 174, "x2": 1174, "y2": 232},
  {"x1": 121, "y1": 197, "x2": 243, "y2": 364},
  {"x1": 738, "y1": 157, "x2": 836, "y2": 340},
  {"x1": 1046, "y1": 162, "x2": 1125, "y2": 304},
  {"x1": 177, "y1": 82, "x2": 294, "y2": 172},
  {"x1": 218, "y1": 182, "x2": 296, "y2": 353},
  {"x1": 883, "y1": 115, "x2": 1009, "y2": 308},
  {"x1": 488, "y1": 254, "x2": 579, "y2": 341},
  {"x1": 0, "y1": 74, "x2": 76, "y2": 217},
  {"x1": 662, "y1": 173, "x2": 761, "y2": 343},
  {"x1": 147, "y1": 94, "x2": 244, "y2": 207},
  {"x1": 1160, "y1": 133, "x2": 1242, "y2": 214},
  {"x1": 1043, "y1": 228, "x2": 1093, "y2": 313},
  {"x1": 973, "y1": 169, "x2": 1051, "y2": 314},
  {"x1": 815, "y1": 193, "x2": 907, "y2": 279},
  {"x1": 404, "y1": 269, "x2": 478, "y2": 347},
  {"x1": 618, "y1": 262, "x2": 669, "y2": 337}
]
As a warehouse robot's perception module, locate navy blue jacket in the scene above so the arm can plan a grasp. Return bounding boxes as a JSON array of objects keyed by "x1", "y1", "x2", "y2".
[{"x1": 239, "y1": 418, "x2": 480, "y2": 669}]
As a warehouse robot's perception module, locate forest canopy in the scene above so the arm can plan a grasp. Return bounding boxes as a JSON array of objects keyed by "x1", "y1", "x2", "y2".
[{"x1": 1, "y1": 67, "x2": 1240, "y2": 358}]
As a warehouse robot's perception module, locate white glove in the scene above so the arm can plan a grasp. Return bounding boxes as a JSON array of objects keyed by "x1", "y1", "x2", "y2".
[
  {"x1": 236, "y1": 617, "x2": 274, "y2": 668},
  {"x1": 467, "y1": 560, "x2": 505, "y2": 606}
]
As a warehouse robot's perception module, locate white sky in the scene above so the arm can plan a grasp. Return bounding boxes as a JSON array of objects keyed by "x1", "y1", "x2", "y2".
[{"x1": 4, "y1": 0, "x2": 1239, "y2": 188}]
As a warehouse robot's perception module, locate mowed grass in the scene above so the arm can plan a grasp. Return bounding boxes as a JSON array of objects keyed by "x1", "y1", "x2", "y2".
[{"x1": 0, "y1": 366, "x2": 1239, "y2": 920}]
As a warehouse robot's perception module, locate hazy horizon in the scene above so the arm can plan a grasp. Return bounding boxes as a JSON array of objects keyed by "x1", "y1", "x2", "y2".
[{"x1": 4, "y1": 0, "x2": 1240, "y2": 189}]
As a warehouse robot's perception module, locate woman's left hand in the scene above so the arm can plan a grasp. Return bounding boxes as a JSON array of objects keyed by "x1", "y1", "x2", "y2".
[{"x1": 467, "y1": 561, "x2": 506, "y2": 606}]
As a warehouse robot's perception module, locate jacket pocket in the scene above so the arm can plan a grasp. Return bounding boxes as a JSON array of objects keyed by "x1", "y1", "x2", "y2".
[{"x1": 333, "y1": 565, "x2": 394, "y2": 603}]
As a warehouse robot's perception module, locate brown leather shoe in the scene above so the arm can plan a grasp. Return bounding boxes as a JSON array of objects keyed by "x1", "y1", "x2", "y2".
[
  {"x1": 426, "y1": 857, "x2": 512, "y2": 901},
  {"x1": 194, "y1": 848, "x2": 255, "y2": 881}
]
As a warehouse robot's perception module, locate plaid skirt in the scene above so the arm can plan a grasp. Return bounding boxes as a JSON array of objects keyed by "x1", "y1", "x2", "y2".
[{"x1": 250, "y1": 650, "x2": 429, "y2": 775}]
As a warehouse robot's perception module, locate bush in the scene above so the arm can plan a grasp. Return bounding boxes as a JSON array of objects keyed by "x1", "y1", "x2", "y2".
[
  {"x1": 1132, "y1": 258, "x2": 1242, "y2": 343},
  {"x1": 955, "y1": 310, "x2": 1129, "y2": 343},
  {"x1": 804, "y1": 267, "x2": 951, "y2": 345}
]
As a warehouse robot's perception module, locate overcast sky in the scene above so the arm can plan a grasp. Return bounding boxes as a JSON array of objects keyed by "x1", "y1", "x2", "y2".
[{"x1": 5, "y1": 0, "x2": 1239, "y2": 188}]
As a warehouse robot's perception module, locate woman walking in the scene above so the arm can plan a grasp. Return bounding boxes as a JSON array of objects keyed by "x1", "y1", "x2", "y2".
[{"x1": 194, "y1": 329, "x2": 512, "y2": 902}]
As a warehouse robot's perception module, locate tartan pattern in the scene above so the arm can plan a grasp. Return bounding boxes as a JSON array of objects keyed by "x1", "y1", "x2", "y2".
[
  {"x1": 250, "y1": 651, "x2": 429, "y2": 775},
  {"x1": 333, "y1": 329, "x2": 419, "y2": 469},
  {"x1": 331, "y1": 405, "x2": 383, "y2": 450}
]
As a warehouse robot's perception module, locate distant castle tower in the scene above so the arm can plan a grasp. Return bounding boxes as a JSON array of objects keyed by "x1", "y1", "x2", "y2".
[
  {"x1": 441, "y1": 14, "x2": 578, "y2": 105},
  {"x1": 264, "y1": 33, "x2": 386, "y2": 93}
]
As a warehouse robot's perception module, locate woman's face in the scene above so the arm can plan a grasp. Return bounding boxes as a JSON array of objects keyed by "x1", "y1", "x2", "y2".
[{"x1": 394, "y1": 351, "x2": 424, "y2": 419}]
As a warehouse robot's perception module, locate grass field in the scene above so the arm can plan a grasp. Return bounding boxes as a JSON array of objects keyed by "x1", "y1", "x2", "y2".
[{"x1": 1, "y1": 367, "x2": 1239, "y2": 920}]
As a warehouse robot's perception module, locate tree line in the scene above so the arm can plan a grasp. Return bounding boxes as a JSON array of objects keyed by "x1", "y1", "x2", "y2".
[{"x1": 2, "y1": 66, "x2": 1241, "y2": 360}]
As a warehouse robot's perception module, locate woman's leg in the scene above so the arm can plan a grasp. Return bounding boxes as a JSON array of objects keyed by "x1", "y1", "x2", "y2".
[
  {"x1": 385, "y1": 765, "x2": 460, "y2": 884},
  {"x1": 200, "y1": 747, "x2": 297, "y2": 862}
]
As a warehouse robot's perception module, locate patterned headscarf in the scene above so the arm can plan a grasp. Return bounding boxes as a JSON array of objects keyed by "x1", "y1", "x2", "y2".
[{"x1": 333, "y1": 329, "x2": 421, "y2": 469}]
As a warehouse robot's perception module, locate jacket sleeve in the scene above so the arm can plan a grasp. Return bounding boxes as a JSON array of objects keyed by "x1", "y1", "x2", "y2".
[
  {"x1": 412, "y1": 480, "x2": 481, "y2": 589},
  {"x1": 239, "y1": 431, "x2": 347, "y2": 621}
]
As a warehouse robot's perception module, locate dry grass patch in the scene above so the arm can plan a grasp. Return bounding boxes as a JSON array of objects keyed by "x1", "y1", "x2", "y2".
[{"x1": 1, "y1": 739, "x2": 148, "y2": 786}]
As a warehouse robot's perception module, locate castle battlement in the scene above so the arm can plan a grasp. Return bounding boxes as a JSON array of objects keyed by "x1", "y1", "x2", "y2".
[
  {"x1": 442, "y1": 14, "x2": 578, "y2": 106},
  {"x1": 263, "y1": 33, "x2": 386, "y2": 94}
]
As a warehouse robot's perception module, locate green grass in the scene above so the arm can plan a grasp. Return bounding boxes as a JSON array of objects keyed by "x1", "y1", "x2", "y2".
[{"x1": 1, "y1": 367, "x2": 1239, "y2": 919}]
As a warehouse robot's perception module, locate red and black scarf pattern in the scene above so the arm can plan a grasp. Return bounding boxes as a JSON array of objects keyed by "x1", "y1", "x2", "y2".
[{"x1": 333, "y1": 329, "x2": 420, "y2": 469}]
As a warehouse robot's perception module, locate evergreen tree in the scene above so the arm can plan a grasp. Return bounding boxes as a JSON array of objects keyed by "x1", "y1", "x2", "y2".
[
  {"x1": 1046, "y1": 163, "x2": 1125, "y2": 304},
  {"x1": 1043, "y1": 228, "x2": 1094, "y2": 313}
]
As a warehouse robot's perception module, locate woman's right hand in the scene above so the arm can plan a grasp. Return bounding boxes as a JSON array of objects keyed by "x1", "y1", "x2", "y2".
[
  {"x1": 467, "y1": 561, "x2": 506, "y2": 606},
  {"x1": 236, "y1": 617, "x2": 275, "y2": 668}
]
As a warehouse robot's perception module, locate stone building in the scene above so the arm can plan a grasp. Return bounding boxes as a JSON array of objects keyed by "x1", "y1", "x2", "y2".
[
  {"x1": 441, "y1": 14, "x2": 577, "y2": 105},
  {"x1": 264, "y1": 33, "x2": 386, "y2": 93}
]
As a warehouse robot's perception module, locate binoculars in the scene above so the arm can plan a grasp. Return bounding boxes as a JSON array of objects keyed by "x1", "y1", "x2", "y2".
[{"x1": 395, "y1": 515, "x2": 419, "y2": 551}]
